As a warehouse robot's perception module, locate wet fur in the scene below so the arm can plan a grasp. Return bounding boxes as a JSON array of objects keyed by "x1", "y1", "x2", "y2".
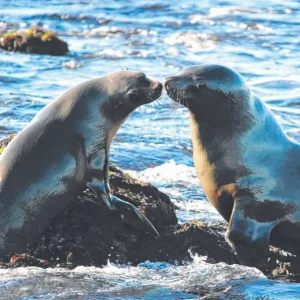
[
  {"x1": 0, "y1": 71, "x2": 162, "y2": 258},
  {"x1": 165, "y1": 64, "x2": 300, "y2": 270}
]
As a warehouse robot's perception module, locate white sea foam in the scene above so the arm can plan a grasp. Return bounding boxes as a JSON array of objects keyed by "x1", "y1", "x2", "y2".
[
  {"x1": 159, "y1": 187, "x2": 220, "y2": 223},
  {"x1": 0, "y1": 255, "x2": 264, "y2": 299},
  {"x1": 127, "y1": 160, "x2": 199, "y2": 185},
  {"x1": 164, "y1": 31, "x2": 217, "y2": 51},
  {"x1": 173, "y1": 199, "x2": 221, "y2": 223},
  {"x1": 128, "y1": 162, "x2": 222, "y2": 223},
  {"x1": 208, "y1": 7, "x2": 261, "y2": 18},
  {"x1": 63, "y1": 60, "x2": 83, "y2": 69}
]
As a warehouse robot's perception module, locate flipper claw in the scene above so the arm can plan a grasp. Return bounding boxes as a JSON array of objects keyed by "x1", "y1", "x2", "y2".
[
  {"x1": 87, "y1": 181, "x2": 115, "y2": 210},
  {"x1": 87, "y1": 180, "x2": 159, "y2": 237},
  {"x1": 111, "y1": 195, "x2": 159, "y2": 238}
]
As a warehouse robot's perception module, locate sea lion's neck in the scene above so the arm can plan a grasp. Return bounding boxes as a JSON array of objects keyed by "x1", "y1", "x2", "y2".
[
  {"x1": 189, "y1": 111, "x2": 238, "y2": 218},
  {"x1": 189, "y1": 111, "x2": 249, "y2": 185},
  {"x1": 105, "y1": 114, "x2": 130, "y2": 149},
  {"x1": 189, "y1": 112, "x2": 213, "y2": 178},
  {"x1": 189, "y1": 111, "x2": 240, "y2": 162}
]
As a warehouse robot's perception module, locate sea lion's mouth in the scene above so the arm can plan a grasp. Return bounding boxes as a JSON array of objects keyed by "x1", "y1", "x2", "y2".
[
  {"x1": 164, "y1": 78, "x2": 183, "y2": 101},
  {"x1": 164, "y1": 77, "x2": 176, "y2": 93},
  {"x1": 164, "y1": 79, "x2": 180, "y2": 101},
  {"x1": 147, "y1": 80, "x2": 163, "y2": 102},
  {"x1": 165, "y1": 86, "x2": 188, "y2": 108}
]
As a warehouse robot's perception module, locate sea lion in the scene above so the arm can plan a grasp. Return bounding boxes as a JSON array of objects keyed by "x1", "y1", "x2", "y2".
[
  {"x1": 165, "y1": 64, "x2": 300, "y2": 270},
  {"x1": 0, "y1": 70, "x2": 162, "y2": 259}
]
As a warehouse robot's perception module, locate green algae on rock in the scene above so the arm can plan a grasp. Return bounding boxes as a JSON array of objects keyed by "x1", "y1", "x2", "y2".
[{"x1": 0, "y1": 27, "x2": 68, "y2": 56}]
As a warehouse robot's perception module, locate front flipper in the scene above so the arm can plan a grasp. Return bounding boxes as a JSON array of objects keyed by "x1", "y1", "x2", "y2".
[
  {"x1": 87, "y1": 179, "x2": 114, "y2": 210},
  {"x1": 87, "y1": 178, "x2": 159, "y2": 238},
  {"x1": 225, "y1": 195, "x2": 277, "y2": 271},
  {"x1": 112, "y1": 195, "x2": 159, "y2": 238}
]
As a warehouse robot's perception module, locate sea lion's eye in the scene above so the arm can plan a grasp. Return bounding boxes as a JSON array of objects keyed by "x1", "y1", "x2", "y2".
[
  {"x1": 128, "y1": 89, "x2": 139, "y2": 96},
  {"x1": 193, "y1": 76, "x2": 206, "y2": 89},
  {"x1": 196, "y1": 82, "x2": 205, "y2": 89},
  {"x1": 193, "y1": 75, "x2": 205, "y2": 81}
]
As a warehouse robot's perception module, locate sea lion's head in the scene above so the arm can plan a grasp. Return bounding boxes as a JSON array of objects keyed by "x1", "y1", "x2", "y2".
[
  {"x1": 102, "y1": 70, "x2": 162, "y2": 123},
  {"x1": 164, "y1": 64, "x2": 253, "y2": 131}
]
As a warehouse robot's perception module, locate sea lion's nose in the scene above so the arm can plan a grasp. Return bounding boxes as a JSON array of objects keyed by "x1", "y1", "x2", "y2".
[
  {"x1": 154, "y1": 81, "x2": 163, "y2": 92},
  {"x1": 151, "y1": 81, "x2": 163, "y2": 99},
  {"x1": 164, "y1": 77, "x2": 176, "y2": 90},
  {"x1": 150, "y1": 80, "x2": 163, "y2": 93}
]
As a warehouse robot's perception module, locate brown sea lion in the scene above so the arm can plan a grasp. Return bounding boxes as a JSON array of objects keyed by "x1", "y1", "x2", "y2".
[
  {"x1": 0, "y1": 70, "x2": 162, "y2": 259},
  {"x1": 165, "y1": 64, "x2": 300, "y2": 270}
]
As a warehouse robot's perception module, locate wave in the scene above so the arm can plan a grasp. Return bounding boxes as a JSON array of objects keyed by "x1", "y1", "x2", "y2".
[
  {"x1": 0, "y1": 254, "x2": 264, "y2": 299},
  {"x1": 127, "y1": 160, "x2": 199, "y2": 185}
]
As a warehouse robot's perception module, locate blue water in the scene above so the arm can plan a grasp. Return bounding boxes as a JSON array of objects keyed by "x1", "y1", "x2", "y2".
[{"x1": 0, "y1": 0, "x2": 300, "y2": 299}]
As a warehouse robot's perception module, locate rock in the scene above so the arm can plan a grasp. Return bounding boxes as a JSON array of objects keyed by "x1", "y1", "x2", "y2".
[
  {"x1": 0, "y1": 133, "x2": 17, "y2": 149},
  {"x1": 9, "y1": 254, "x2": 50, "y2": 268},
  {"x1": 129, "y1": 221, "x2": 237, "y2": 265},
  {"x1": 0, "y1": 134, "x2": 299, "y2": 279},
  {"x1": 0, "y1": 27, "x2": 68, "y2": 56},
  {"x1": 30, "y1": 165, "x2": 178, "y2": 267}
]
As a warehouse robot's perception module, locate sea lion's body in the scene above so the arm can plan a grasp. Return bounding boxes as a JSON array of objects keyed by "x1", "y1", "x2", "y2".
[
  {"x1": 0, "y1": 71, "x2": 162, "y2": 258},
  {"x1": 165, "y1": 64, "x2": 300, "y2": 269}
]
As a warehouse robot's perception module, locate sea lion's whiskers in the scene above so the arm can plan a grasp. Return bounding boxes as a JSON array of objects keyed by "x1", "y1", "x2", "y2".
[
  {"x1": 114, "y1": 101, "x2": 122, "y2": 109},
  {"x1": 153, "y1": 97, "x2": 165, "y2": 112},
  {"x1": 225, "y1": 92, "x2": 237, "y2": 104},
  {"x1": 179, "y1": 89, "x2": 190, "y2": 110},
  {"x1": 177, "y1": 89, "x2": 186, "y2": 109},
  {"x1": 150, "y1": 97, "x2": 166, "y2": 117},
  {"x1": 170, "y1": 89, "x2": 181, "y2": 110},
  {"x1": 178, "y1": 90, "x2": 186, "y2": 112}
]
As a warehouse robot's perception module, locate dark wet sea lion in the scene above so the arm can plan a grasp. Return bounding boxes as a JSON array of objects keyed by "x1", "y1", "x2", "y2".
[
  {"x1": 0, "y1": 70, "x2": 162, "y2": 259},
  {"x1": 165, "y1": 64, "x2": 300, "y2": 270}
]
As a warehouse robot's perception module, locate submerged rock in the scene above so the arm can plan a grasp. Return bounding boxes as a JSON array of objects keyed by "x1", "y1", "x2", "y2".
[
  {"x1": 0, "y1": 135, "x2": 299, "y2": 279},
  {"x1": 0, "y1": 27, "x2": 68, "y2": 56}
]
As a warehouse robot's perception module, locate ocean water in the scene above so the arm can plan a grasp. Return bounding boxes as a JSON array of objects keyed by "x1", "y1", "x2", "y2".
[{"x1": 0, "y1": 0, "x2": 300, "y2": 298}]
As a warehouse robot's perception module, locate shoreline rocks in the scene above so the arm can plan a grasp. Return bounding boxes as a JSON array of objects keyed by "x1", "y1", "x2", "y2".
[
  {"x1": 0, "y1": 27, "x2": 68, "y2": 56},
  {"x1": 0, "y1": 135, "x2": 299, "y2": 280}
]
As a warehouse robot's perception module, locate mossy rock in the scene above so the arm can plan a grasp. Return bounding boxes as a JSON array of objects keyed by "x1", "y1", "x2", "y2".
[{"x1": 0, "y1": 27, "x2": 68, "y2": 56}]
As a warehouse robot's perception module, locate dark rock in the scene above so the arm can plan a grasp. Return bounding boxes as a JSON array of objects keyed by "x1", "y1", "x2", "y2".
[
  {"x1": 9, "y1": 254, "x2": 51, "y2": 268},
  {"x1": 129, "y1": 221, "x2": 237, "y2": 265},
  {"x1": 0, "y1": 133, "x2": 17, "y2": 148},
  {"x1": 30, "y1": 164, "x2": 178, "y2": 267},
  {"x1": 0, "y1": 135, "x2": 300, "y2": 280},
  {"x1": 0, "y1": 27, "x2": 68, "y2": 56}
]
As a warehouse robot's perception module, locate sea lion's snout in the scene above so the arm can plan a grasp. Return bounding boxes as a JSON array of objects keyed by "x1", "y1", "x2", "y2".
[
  {"x1": 164, "y1": 77, "x2": 176, "y2": 92},
  {"x1": 164, "y1": 76, "x2": 192, "y2": 95},
  {"x1": 150, "y1": 80, "x2": 163, "y2": 100},
  {"x1": 164, "y1": 76, "x2": 188, "y2": 103}
]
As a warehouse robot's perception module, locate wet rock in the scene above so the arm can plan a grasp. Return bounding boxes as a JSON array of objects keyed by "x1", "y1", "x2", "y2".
[
  {"x1": 129, "y1": 221, "x2": 237, "y2": 265},
  {"x1": 9, "y1": 254, "x2": 51, "y2": 268},
  {"x1": 0, "y1": 133, "x2": 17, "y2": 149},
  {"x1": 0, "y1": 27, "x2": 68, "y2": 56},
  {"x1": 0, "y1": 135, "x2": 299, "y2": 279},
  {"x1": 30, "y1": 164, "x2": 179, "y2": 267}
]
